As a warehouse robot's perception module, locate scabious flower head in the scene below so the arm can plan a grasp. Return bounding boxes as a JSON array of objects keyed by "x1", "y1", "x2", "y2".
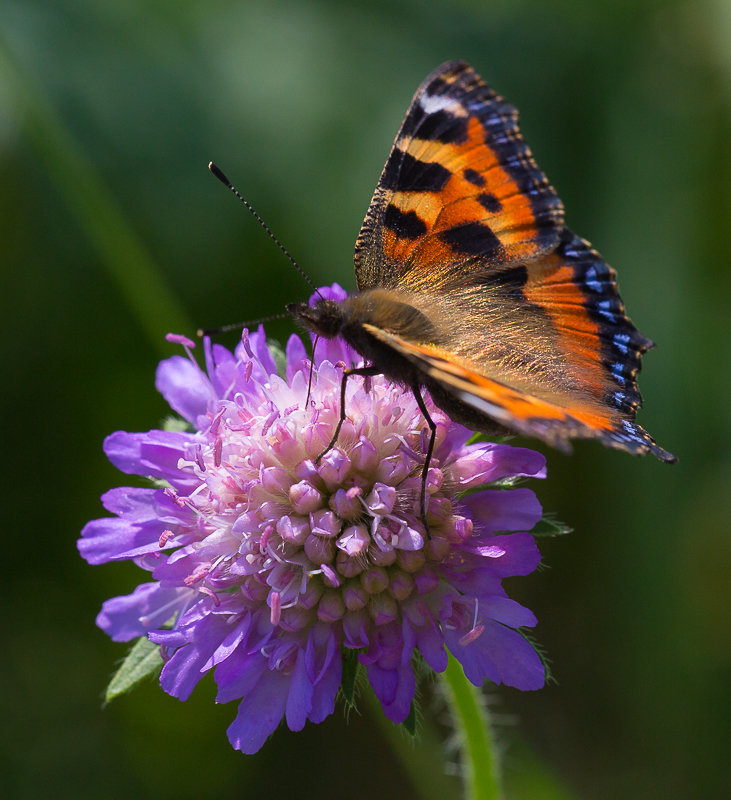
[{"x1": 79, "y1": 284, "x2": 547, "y2": 754}]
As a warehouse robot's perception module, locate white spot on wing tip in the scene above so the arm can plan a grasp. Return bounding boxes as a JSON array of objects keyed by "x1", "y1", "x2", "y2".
[{"x1": 419, "y1": 92, "x2": 455, "y2": 115}]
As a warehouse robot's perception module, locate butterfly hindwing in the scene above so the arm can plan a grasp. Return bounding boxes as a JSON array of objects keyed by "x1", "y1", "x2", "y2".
[
  {"x1": 360, "y1": 320, "x2": 674, "y2": 462},
  {"x1": 519, "y1": 229, "x2": 655, "y2": 417},
  {"x1": 354, "y1": 60, "x2": 564, "y2": 291}
]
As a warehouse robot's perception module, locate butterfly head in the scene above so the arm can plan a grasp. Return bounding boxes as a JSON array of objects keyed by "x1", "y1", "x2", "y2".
[{"x1": 287, "y1": 300, "x2": 345, "y2": 339}]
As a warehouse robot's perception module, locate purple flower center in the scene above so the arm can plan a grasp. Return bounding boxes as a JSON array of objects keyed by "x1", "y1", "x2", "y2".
[{"x1": 164, "y1": 366, "x2": 472, "y2": 644}]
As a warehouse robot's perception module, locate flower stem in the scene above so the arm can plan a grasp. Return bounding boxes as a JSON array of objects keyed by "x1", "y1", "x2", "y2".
[{"x1": 442, "y1": 653, "x2": 502, "y2": 800}]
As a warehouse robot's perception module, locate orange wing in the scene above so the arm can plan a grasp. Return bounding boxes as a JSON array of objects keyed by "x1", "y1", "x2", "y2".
[
  {"x1": 354, "y1": 61, "x2": 564, "y2": 291},
  {"x1": 349, "y1": 61, "x2": 674, "y2": 463},
  {"x1": 361, "y1": 321, "x2": 675, "y2": 462}
]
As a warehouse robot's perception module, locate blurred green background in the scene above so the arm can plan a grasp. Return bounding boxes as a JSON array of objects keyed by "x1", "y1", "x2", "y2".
[{"x1": 2, "y1": 1, "x2": 729, "y2": 798}]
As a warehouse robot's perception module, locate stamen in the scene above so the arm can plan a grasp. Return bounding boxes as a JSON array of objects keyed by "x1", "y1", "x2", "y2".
[
  {"x1": 199, "y1": 586, "x2": 221, "y2": 606},
  {"x1": 262, "y1": 410, "x2": 279, "y2": 436},
  {"x1": 209, "y1": 407, "x2": 226, "y2": 435},
  {"x1": 184, "y1": 562, "x2": 212, "y2": 586},
  {"x1": 166, "y1": 332, "x2": 197, "y2": 349},
  {"x1": 241, "y1": 329, "x2": 254, "y2": 358},
  {"x1": 458, "y1": 600, "x2": 485, "y2": 646},
  {"x1": 259, "y1": 525, "x2": 274, "y2": 554},
  {"x1": 164, "y1": 487, "x2": 188, "y2": 508},
  {"x1": 459, "y1": 624, "x2": 485, "y2": 647},
  {"x1": 159, "y1": 530, "x2": 175, "y2": 547},
  {"x1": 194, "y1": 445, "x2": 205, "y2": 471},
  {"x1": 270, "y1": 591, "x2": 282, "y2": 625}
]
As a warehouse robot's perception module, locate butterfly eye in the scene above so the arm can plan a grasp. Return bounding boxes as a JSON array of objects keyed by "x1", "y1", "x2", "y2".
[{"x1": 287, "y1": 301, "x2": 345, "y2": 339}]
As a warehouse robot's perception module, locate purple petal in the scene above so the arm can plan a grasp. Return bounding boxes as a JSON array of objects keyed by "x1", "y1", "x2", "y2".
[
  {"x1": 479, "y1": 596, "x2": 538, "y2": 629},
  {"x1": 463, "y1": 488, "x2": 543, "y2": 534},
  {"x1": 285, "y1": 648, "x2": 313, "y2": 731},
  {"x1": 454, "y1": 444, "x2": 546, "y2": 487},
  {"x1": 209, "y1": 342, "x2": 243, "y2": 397},
  {"x1": 342, "y1": 610, "x2": 369, "y2": 649},
  {"x1": 308, "y1": 652, "x2": 342, "y2": 723},
  {"x1": 285, "y1": 334, "x2": 309, "y2": 382},
  {"x1": 445, "y1": 621, "x2": 544, "y2": 691},
  {"x1": 204, "y1": 616, "x2": 252, "y2": 670},
  {"x1": 79, "y1": 488, "x2": 164, "y2": 564},
  {"x1": 368, "y1": 663, "x2": 415, "y2": 723},
  {"x1": 454, "y1": 534, "x2": 541, "y2": 586},
  {"x1": 366, "y1": 662, "x2": 398, "y2": 705},
  {"x1": 100, "y1": 486, "x2": 157, "y2": 518},
  {"x1": 227, "y1": 669, "x2": 290, "y2": 754},
  {"x1": 79, "y1": 517, "x2": 163, "y2": 563},
  {"x1": 104, "y1": 430, "x2": 198, "y2": 490},
  {"x1": 412, "y1": 617, "x2": 447, "y2": 672},
  {"x1": 310, "y1": 283, "x2": 347, "y2": 305},
  {"x1": 155, "y1": 355, "x2": 213, "y2": 423},
  {"x1": 96, "y1": 583, "x2": 190, "y2": 641},
  {"x1": 159, "y1": 613, "x2": 231, "y2": 700},
  {"x1": 249, "y1": 325, "x2": 278, "y2": 377},
  {"x1": 215, "y1": 649, "x2": 269, "y2": 703}
]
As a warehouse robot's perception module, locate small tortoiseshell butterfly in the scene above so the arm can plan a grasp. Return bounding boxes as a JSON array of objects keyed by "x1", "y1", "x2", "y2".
[{"x1": 287, "y1": 60, "x2": 676, "y2": 467}]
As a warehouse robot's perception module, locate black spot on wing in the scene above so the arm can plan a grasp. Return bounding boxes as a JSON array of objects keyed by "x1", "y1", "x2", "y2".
[
  {"x1": 463, "y1": 168, "x2": 485, "y2": 187},
  {"x1": 496, "y1": 265, "x2": 528, "y2": 292},
  {"x1": 399, "y1": 107, "x2": 468, "y2": 144},
  {"x1": 438, "y1": 221, "x2": 504, "y2": 258},
  {"x1": 381, "y1": 150, "x2": 452, "y2": 194},
  {"x1": 477, "y1": 192, "x2": 502, "y2": 213},
  {"x1": 467, "y1": 264, "x2": 529, "y2": 302},
  {"x1": 383, "y1": 204, "x2": 427, "y2": 239},
  {"x1": 422, "y1": 63, "x2": 563, "y2": 242},
  {"x1": 424, "y1": 75, "x2": 450, "y2": 95}
]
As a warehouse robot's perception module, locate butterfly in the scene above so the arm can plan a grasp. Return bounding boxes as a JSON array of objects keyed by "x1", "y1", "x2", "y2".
[{"x1": 287, "y1": 60, "x2": 676, "y2": 500}]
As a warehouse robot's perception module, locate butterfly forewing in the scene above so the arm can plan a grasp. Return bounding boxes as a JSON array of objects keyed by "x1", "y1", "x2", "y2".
[{"x1": 354, "y1": 60, "x2": 564, "y2": 291}]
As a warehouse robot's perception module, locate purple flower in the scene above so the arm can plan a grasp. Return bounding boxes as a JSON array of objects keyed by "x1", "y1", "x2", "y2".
[{"x1": 79, "y1": 284, "x2": 548, "y2": 754}]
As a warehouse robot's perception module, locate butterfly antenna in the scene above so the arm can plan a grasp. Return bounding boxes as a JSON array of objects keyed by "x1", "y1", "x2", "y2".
[
  {"x1": 197, "y1": 312, "x2": 290, "y2": 338},
  {"x1": 208, "y1": 162, "x2": 324, "y2": 301}
]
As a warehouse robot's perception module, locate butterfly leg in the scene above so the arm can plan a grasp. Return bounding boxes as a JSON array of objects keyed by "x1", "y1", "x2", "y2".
[
  {"x1": 316, "y1": 365, "x2": 380, "y2": 463},
  {"x1": 411, "y1": 386, "x2": 436, "y2": 538}
]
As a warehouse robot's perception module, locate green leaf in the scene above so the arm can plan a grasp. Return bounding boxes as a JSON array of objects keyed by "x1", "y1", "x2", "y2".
[
  {"x1": 267, "y1": 338, "x2": 288, "y2": 378},
  {"x1": 104, "y1": 636, "x2": 163, "y2": 704},
  {"x1": 530, "y1": 516, "x2": 572, "y2": 537},
  {"x1": 465, "y1": 432, "x2": 516, "y2": 446},
  {"x1": 162, "y1": 415, "x2": 193, "y2": 433}
]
